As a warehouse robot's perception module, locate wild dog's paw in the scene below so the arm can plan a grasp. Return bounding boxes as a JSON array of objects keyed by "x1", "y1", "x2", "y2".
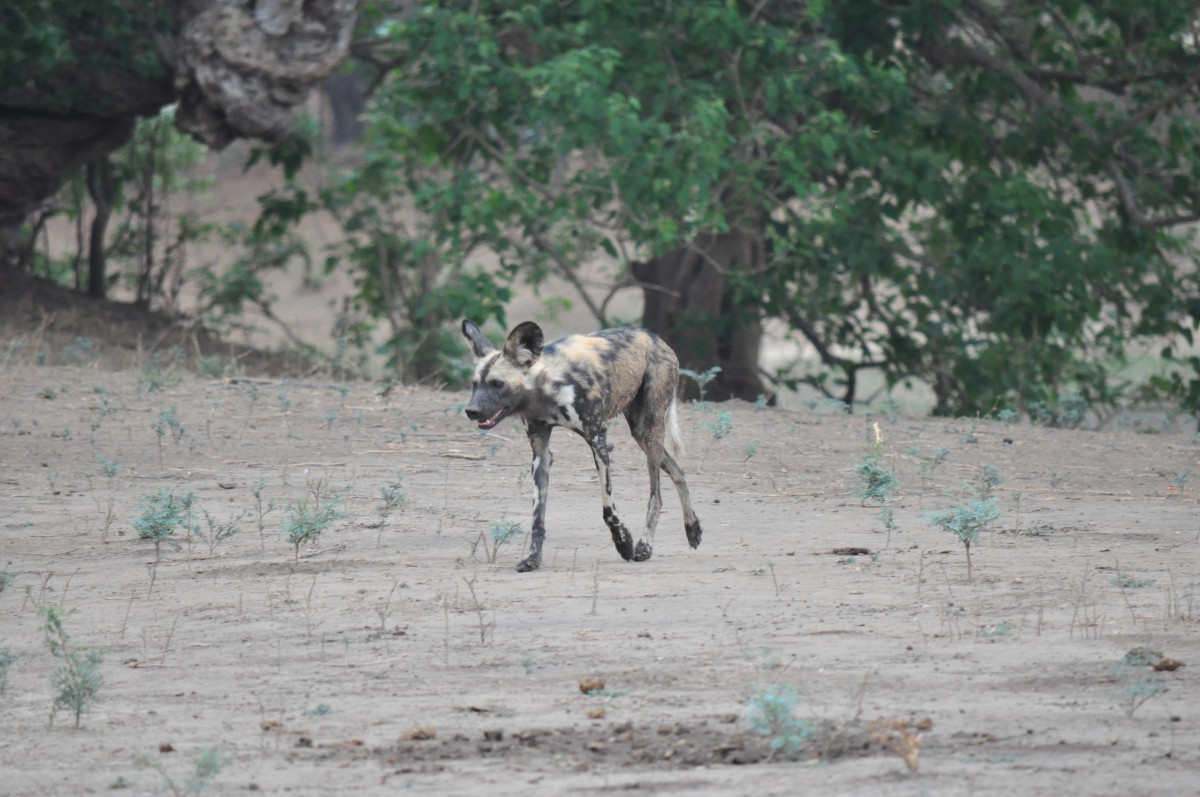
[
  {"x1": 632, "y1": 541, "x2": 653, "y2": 561},
  {"x1": 612, "y1": 532, "x2": 635, "y2": 561},
  {"x1": 604, "y1": 510, "x2": 635, "y2": 560},
  {"x1": 515, "y1": 556, "x2": 542, "y2": 573},
  {"x1": 686, "y1": 520, "x2": 702, "y2": 549}
]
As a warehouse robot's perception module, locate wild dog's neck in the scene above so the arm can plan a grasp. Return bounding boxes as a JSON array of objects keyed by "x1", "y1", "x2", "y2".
[{"x1": 523, "y1": 361, "x2": 579, "y2": 427}]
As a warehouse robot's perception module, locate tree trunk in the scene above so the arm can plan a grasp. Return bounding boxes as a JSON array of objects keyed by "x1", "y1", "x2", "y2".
[
  {"x1": 632, "y1": 229, "x2": 765, "y2": 402},
  {"x1": 84, "y1": 158, "x2": 115, "y2": 300}
]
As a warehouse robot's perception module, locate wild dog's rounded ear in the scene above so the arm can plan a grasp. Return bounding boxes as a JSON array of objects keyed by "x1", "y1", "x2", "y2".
[
  {"x1": 462, "y1": 319, "x2": 496, "y2": 359},
  {"x1": 504, "y1": 321, "x2": 544, "y2": 367}
]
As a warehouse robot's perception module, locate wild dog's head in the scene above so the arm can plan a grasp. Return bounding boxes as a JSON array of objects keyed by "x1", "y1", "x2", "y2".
[{"x1": 461, "y1": 320, "x2": 544, "y2": 430}]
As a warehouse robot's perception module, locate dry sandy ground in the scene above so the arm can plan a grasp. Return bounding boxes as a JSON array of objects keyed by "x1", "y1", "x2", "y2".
[{"x1": 1, "y1": 351, "x2": 1198, "y2": 796}]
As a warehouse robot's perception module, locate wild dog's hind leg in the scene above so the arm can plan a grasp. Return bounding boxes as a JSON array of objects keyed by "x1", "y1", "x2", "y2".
[
  {"x1": 519, "y1": 422, "x2": 553, "y2": 572},
  {"x1": 585, "y1": 429, "x2": 635, "y2": 561},
  {"x1": 626, "y1": 404, "x2": 665, "y2": 562},
  {"x1": 632, "y1": 440, "x2": 663, "y2": 561},
  {"x1": 662, "y1": 451, "x2": 702, "y2": 548}
]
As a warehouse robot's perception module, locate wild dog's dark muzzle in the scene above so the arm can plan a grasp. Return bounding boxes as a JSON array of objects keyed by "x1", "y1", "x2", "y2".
[{"x1": 465, "y1": 396, "x2": 507, "y2": 429}]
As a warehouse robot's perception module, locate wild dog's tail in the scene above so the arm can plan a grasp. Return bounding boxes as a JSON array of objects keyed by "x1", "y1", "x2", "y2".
[{"x1": 665, "y1": 397, "x2": 685, "y2": 459}]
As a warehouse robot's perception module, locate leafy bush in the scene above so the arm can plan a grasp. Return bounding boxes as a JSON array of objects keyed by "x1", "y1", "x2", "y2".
[
  {"x1": 40, "y1": 606, "x2": 103, "y2": 728},
  {"x1": 132, "y1": 489, "x2": 196, "y2": 560}
]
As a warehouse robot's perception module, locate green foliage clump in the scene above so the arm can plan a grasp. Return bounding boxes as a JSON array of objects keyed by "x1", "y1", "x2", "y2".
[
  {"x1": 701, "y1": 409, "x2": 734, "y2": 441},
  {"x1": 489, "y1": 520, "x2": 521, "y2": 545},
  {"x1": 379, "y1": 475, "x2": 408, "y2": 513},
  {"x1": 283, "y1": 497, "x2": 345, "y2": 561},
  {"x1": 905, "y1": 445, "x2": 950, "y2": 493},
  {"x1": 40, "y1": 606, "x2": 103, "y2": 728},
  {"x1": 97, "y1": 457, "x2": 119, "y2": 479},
  {"x1": 0, "y1": 568, "x2": 19, "y2": 595},
  {"x1": 1111, "y1": 656, "x2": 1166, "y2": 719},
  {"x1": 745, "y1": 684, "x2": 813, "y2": 760},
  {"x1": 136, "y1": 747, "x2": 224, "y2": 796},
  {"x1": 352, "y1": 0, "x2": 1200, "y2": 410},
  {"x1": 854, "y1": 449, "x2": 899, "y2": 506},
  {"x1": 132, "y1": 489, "x2": 196, "y2": 560},
  {"x1": 925, "y1": 499, "x2": 999, "y2": 582},
  {"x1": 197, "y1": 509, "x2": 244, "y2": 556},
  {"x1": 375, "y1": 475, "x2": 408, "y2": 543},
  {"x1": 680, "y1": 367, "x2": 723, "y2": 403},
  {"x1": 1113, "y1": 572, "x2": 1155, "y2": 590},
  {"x1": 0, "y1": 645, "x2": 13, "y2": 695},
  {"x1": 974, "y1": 464, "x2": 1003, "y2": 500},
  {"x1": 474, "y1": 520, "x2": 522, "y2": 563},
  {"x1": 0, "y1": 2, "x2": 170, "y2": 111}
]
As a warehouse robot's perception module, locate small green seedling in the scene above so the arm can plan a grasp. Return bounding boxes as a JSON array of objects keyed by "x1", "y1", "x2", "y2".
[
  {"x1": 1111, "y1": 658, "x2": 1166, "y2": 718},
  {"x1": 97, "y1": 456, "x2": 120, "y2": 479},
  {"x1": 132, "y1": 490, "x2": 197, "y2": 560},
  {"x1": 40, "y1": 606, "x2": 103, "y2": 728},
  {"x1": 824, "y1": 398, "x2": 851, "y2": 414},
  {"x1": 679, "y1": 365, "x2": 722, "y2": 403},
  {"x1": 745, "y1": 684, "x2": 813, "y2": 760},
  {"x1": 1113, "y1": 572, "x2": 1155, "y2": 589},
  {"x1": 973, "y1": 464, "x2": 1002, "y2": 500},
  {"x1": 475, "y1": 520, "x2": 522, "y2": 563},
  {"x1": 854, "y1": 449, "x2": 899, "y2": 506},
  {"x1": 701, "y1": 410, "x2": 734, "y2": 441},
  {"x1": 0, "y1": 645, "x2": 13, "y2": 695},
  {"x1": 904, "y1": 445, "x2": 949, "y2": 493},
  {"x1": 251, "y1": 478, "x2": 277, "y2": 550},
  {"x1": 877, "y1": 505, "x2": 898, "y2": 547},
  {"x1": 0, "y1": 568, "x2": 19, "y2": 595},
  {"x1": 136, "y1": 748, "x2": 223, "y2": 796},
  {"x1": 197, "y1": 509, "x2": 245, "y2": 556},
  {"x1": 376, "y1": 475, "x2": 408, "y2": 545},
  {"x1": 151, "y1": 408, "x2": 186, "y2": 466},
  {"x1": 925, "y1": 499, "x2": 999, "y2": 581},
  {"x1": 283, "y1": 497, "x2": 345, "y2": 562},
  {"x1": 1121, "y1": 674, "x2": 1164, "y2": 718}
]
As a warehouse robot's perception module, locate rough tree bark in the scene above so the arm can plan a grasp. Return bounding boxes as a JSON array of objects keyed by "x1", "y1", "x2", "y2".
[
  {"x1": 633, "y1": 229, "x2": 766, "y2": 402},
  {"x1": 0, "y1": 0, "x2": 360, "y2": 267}
]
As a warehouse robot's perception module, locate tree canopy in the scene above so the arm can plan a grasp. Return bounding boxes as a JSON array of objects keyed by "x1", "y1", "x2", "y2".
[
  {"x1": 0, "y1": 0, "x2": 357, "y2": 235},
  {"x1": 350, "y1": 0, "x2": 1200, "y2": 414},
  {"x1": 8, "y1": 0, "x2": 1200, "y2": 418}
]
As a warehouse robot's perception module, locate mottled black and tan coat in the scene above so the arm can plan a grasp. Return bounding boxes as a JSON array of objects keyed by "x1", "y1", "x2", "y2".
[{"x1": 462, "y1": 320, "x2": 702, "y2": 572}]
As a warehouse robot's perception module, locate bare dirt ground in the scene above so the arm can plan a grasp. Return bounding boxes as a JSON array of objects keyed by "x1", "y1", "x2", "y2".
[{"x1": 1, "y1": 312, "x2": 1199, "y2": 796}]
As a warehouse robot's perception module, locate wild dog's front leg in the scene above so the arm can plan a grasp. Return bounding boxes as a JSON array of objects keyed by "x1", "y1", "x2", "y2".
[
  {"x1": 587, "y1": 430, "x2": 635, "y2": 561},
  {"x1": 518, "y1": 424, "x2": 553, "y2": 572}
]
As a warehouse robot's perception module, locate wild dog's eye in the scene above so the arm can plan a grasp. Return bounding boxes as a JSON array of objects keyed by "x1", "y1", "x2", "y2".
[{"x1": 489, "y1": 379, "x2": 504, "y2": 389}]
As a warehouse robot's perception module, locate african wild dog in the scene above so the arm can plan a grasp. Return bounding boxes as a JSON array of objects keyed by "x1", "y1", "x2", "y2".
[{"x1": 461, "y1": 319, "x2": 702, "y2": 572}]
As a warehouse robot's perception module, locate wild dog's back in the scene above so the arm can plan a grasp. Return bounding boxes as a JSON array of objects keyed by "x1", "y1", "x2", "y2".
[{"x1": 541, "y1": 327, "x2": 678, "y2": 421}]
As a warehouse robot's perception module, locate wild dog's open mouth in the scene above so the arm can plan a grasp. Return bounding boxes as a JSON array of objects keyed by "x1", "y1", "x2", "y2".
[{"x1": 477, "y1": 407, "x2": 507, "y2": 429}]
